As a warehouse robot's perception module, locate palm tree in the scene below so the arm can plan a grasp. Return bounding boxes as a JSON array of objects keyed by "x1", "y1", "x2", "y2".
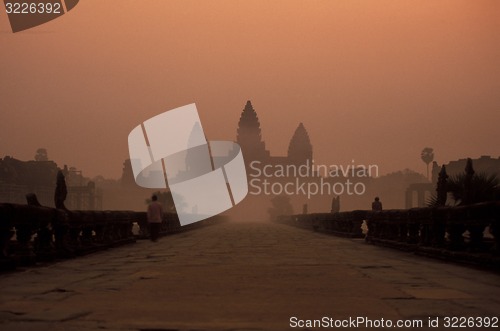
[
  {"x1": 447, "y1": 172, "x2": 500, "y2": 205},
  {"x1": 420, "y1": 147, "x2": 434, "y2": 181},
  {"x1": 428, "y1": 159, "x2": 500, "y2": 206}
]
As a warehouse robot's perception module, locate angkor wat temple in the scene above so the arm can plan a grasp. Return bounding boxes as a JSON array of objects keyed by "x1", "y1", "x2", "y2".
[{"x1": 236, "y1": 100, "x2": 313, "y2": 171}]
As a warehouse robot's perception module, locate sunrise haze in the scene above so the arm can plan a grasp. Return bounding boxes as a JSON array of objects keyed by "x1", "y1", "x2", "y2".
[{"x1": 1, "y1": 0, "x2": 499, "y2": 179}]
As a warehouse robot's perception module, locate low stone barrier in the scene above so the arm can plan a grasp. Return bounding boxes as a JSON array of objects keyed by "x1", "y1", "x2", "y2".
[
  {"x1": 365, "y1": 202, "x2": 500, "y2": 269},
  {"x1": 276, "y1": 201, "x2": 500, "y2": 269},
  {"x1": 0, "y1": 203, "x2": 225, "y2": 271},
  {"x1": 275, "y1": 210, "x2": 367, "y2": 238},
  {"x1": 0, "y1": 203, "x2": 140, "y2": 270}
]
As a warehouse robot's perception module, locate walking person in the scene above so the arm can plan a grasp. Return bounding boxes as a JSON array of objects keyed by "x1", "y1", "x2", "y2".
[{"x1": 147, "y1": 194, "x2": 163, "y2": 242}]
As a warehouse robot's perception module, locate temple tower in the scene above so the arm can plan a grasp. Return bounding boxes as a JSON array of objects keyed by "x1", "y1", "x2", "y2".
[
  {"x1": 236, "y1": 100, "x2": 270, "y2": 164},
  {"x1": 287, "y1": 123, "x2": 313, "y2": 166}
]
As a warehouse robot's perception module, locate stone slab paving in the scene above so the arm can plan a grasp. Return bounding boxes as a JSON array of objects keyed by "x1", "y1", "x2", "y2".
[{"x1": 0, "y1": 221, "x2": 499, "y2": 331}]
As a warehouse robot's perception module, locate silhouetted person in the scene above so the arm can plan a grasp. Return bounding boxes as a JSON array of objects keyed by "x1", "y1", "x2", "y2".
[
  {"x1": 372, "y1": 197, "x2": 382, "y2": 211},
  {"x1": 147, "y1": 195, "x2": 163, "y2": 242}
]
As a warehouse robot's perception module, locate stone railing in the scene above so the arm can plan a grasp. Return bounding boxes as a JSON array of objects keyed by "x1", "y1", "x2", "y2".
[
  {"x1": 0, "y1": 203, "x2": 140, "y2": 270},
  {"x1": 275, "y1": 210, "x2": 367, "y2": 238},
  {"x1": 365, "y1": 202, "x2": 500, "y2": 268},
  {"x1": 276, "y1": 201, "x2": 500, "y2": 269},
  {"x1": 1, "y1": 203, "x2": 225, "y2": 271}
]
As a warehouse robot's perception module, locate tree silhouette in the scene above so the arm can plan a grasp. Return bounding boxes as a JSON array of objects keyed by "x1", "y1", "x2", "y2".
[
  {"x1": 447, "y1": 160, "x2": 499, "y2": 205},
  {"x1": 427, "y1": 159, "x2": 500, "y2": 206},
  {"x1": 54, "y1": 170, "x2": 68, "y2": 209},
  {"x1": 420, "y1": 147, "x2": 434, "y2": 181},
  {"x1": 427, "y1": 165, "x2": 449, "y2": 207}
]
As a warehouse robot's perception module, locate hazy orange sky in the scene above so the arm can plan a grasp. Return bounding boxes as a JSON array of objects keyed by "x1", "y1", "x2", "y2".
[{"x1": 1, "y1": 0, "x2": 499, "y2": 179}]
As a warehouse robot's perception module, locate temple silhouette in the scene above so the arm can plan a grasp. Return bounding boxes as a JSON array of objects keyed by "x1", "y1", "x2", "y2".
[
  {"x1": 236, "y1": 100, "x2": 313, "y2": 170},
  {"x1": 3, "y1": 101, "x2": 499, "y2": 212}
]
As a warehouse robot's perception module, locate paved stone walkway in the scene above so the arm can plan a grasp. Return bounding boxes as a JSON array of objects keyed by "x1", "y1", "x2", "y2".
[{"x1": 1, "y1": 221, "x2": 499, "y2": 331}]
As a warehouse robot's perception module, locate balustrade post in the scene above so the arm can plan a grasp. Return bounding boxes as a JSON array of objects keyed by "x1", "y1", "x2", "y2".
[
  {"x1": 467, "y1": 203, "x2": 490, "y2": 252},
  {"x1": 0, "y1": 205, "x2": 12, "y2": 256},
  {"x1": 80, "y1": 212, "x2": 95, "y2": 248},
  {"x1": 138, "y1": 212, "x2": 149, "y2": 238},
  {"x1": 431, "y1": 208, "x2": 446, "y2": 247},
  {"x1": 490, "y1": 205, "x2": 500, "y2": 254},
  {"x1": 13, "y1": 205, "x2": 50, "y2": 265},
  {"x1": 93, "y1": 212, "x2": 105, "y2": 245},
  {"x1": 407, "y1": 209, "x2": 419, "y2": 244},
  {"x1": 468, "y1": 223, "x2": 486, "y2": 252},
  {"x1": 54, "y1": 209, "x2": 73, "y2": 258},
  {"x1": 67, "y1": 211, "x2": 83, "y2": 253},
  {"x1": 417, "y1": 209, "x2": 433, "y2": 247},
  {"x1": 350, "y1": 210, "x2": 365, "y2": 238},
  {"x1": 447, "y1": 207, "x2": 466, "y2": 251},
  {"x1": 33, "y1": 208, "x2": 56, "y2": 261},
  {"x1": 398, "y1": 211, "x2": 408, "y2": 242}
]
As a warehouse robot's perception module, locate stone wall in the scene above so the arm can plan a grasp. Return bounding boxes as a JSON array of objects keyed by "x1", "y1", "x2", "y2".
[
  {"x1": 0, "y1": 203, "x2": 224, "y2": 271},
  {"x1": 276, "y1": 202, "x2": 500, "y2": 270}
]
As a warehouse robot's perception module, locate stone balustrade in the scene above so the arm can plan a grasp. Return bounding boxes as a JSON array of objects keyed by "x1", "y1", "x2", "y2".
[
  {"x1": 275, "y1": 210, "x2": 367, "y2": 238},
  {"x1": 276, "y1": 201, "x2": 500, "y2": 269},
  {"x1": 0, "y1": 203, "x2": 140, "y2": 270},
  {"x1": 366, "y1": 202, "x2": 500, "y2": 268},
  {"x1": 0, "y1": 203, "x2": 225, "y2": 271}
]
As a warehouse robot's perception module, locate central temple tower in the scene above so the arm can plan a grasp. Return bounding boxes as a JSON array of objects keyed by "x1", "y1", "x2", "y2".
[
  {"x1": 236, "y1": 100, "x2": 270, "y2": 165},
  {"x1": 235, "y1": 100, "x2": 313, "y2": 171}
]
